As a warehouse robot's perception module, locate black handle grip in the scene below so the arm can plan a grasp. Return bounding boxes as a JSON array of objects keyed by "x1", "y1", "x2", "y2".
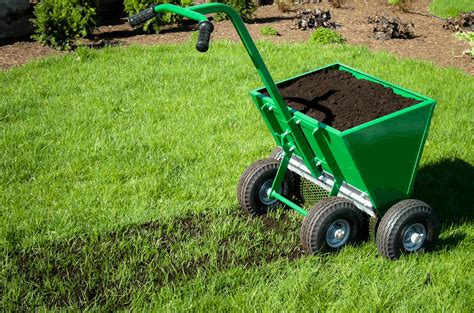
[
  {"x1": 128, "y1": 7, "x2": 156, "y2": 26},
  {"x1": 196, "y1": 21, "x2": 214, "y2": 52}
]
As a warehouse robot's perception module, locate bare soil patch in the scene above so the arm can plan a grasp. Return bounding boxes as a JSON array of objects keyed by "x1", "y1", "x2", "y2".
[
  {"x1": 0, "y1": 0, "x2": 472, "y2": 74},
  {"x1": 0, "y1": 41, "x2": 63, "y2": 70},
  {"x1": 264, "y1": 68, "x2": 418, "y2": 130}
]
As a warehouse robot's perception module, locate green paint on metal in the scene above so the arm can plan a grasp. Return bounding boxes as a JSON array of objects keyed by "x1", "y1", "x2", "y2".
[
  {"x1": 271, "y1": 150, "x2": 291, "y2": 193},
  {"x1": 270, "y1": 191, "x2": 308, "y2": 216},
  {"x1": 329, "y1": 180, "x2": 342, "y2": 196},
  {"x1": 342, "y1": 103, "x2": 434, "y2": 214},
  {"x1": 407, "y1": 103, "x2": 436, "y2": 195},
  {"x1": 152, "y1": 4, "x2": 208, "y2": 22},
  {"x1": 252, "y1": 63, "x2": 436, "y2": 215}
]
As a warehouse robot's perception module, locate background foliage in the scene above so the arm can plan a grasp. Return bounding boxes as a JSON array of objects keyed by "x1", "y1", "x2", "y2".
[{"x1": 31, "y1": 0, "x2": 97, "y2": 50}]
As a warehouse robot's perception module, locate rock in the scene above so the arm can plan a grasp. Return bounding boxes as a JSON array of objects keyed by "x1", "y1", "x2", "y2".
[
  {"x1": 293, "y1": 8, "x2": 336, "y2": 31},
  {"x1": 368, "y1": 15, "x2": 415, "y2": 40},
  {"x1": 443, "y1": 11, "x2": 474, "y2": 32},
  {"x1": 0, "y1": 0, "x2": 33, "y2": 42}
]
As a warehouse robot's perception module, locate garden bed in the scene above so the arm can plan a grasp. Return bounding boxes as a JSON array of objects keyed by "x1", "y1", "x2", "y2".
[{"x1": 0, "y1": 1, "x2": 473, "y2": 74}]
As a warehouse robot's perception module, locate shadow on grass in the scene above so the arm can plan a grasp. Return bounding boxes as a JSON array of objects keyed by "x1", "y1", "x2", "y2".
[
  {"x1": 411, "y1": 158, "x2": 473, "y2": 252},
  {"x1": 413, "y1": 158, "x2": 474, "y2": 227},
  {"x1": 4, "y1": 210, "x2": 301, "y2": 310},
  {"x1": 434, "y1": 231, "x2": 466, "y2": 252}
]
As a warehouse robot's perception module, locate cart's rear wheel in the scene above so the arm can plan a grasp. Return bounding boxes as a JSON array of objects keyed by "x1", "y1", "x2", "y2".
[
  {"x1": 237, "y1": 158, "x2": 296, "y2": 216},
  {"x1": 269, "y1": 147, "x2": 284, "y2": 160},
  {"x1": 301, "y1": 197, "x2": 366, "y2": 254},
  {"x1": 368, "y1": 216, "x2": 380, "y2": 242},
  {"x1": 376, "y1": 199, "x2": 440, "y2": 260}
]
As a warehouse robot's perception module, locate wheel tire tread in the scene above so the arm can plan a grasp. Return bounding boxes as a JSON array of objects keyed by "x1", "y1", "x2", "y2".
[
  {"x1": 301, "y1": 197, "x2": 365, "y2": 254},
  {"x1": 237, "y1": 158, "x2": 297, "y2": 216},
  {"x1": 376, "y1": 199, "x2": 440, "y2": 260}
]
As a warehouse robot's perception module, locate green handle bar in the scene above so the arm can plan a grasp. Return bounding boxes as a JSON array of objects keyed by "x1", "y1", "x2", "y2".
[
  {"x1": 130, "y1": 3, "x2": 319, "y2": 175},
  {"x1": 150, "y1": 3, "x2": 288, "y2": 114}
]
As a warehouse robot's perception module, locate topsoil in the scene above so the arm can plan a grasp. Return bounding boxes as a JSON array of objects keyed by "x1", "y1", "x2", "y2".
[{"x1": 267, "y1": 68, "x2": 419, "y2": 131}]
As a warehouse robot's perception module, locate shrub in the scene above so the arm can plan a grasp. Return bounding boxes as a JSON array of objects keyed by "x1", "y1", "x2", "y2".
[
  {"x1": 31, "y1": 0, "x2": 97, "y2": 50},
  {"x1": 455, "y1": 31, "x2": 474, "y2": 58},
  {"x1": 455, "y1": 31, "x2": 474, "y2": 43},
  {"x1": 388, "y1": 0, "x2": 413, "y2": 13},
  {"x1": 124, "y1": 0, "x2": 193, "y2": 33},
  {"x1": 309, "y1": 28, "x2": 346, "y2": 45},
  {"x1": 213, "y1": 0, "x2": 256, "y2": 23},
  {"x1": 260, "y1": 26, "x2": 279, "y2": 36}
]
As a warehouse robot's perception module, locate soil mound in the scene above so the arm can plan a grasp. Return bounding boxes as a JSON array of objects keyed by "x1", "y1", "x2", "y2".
[{"x1": 264, "y1": 69, "x2": 419, "y2": 131}]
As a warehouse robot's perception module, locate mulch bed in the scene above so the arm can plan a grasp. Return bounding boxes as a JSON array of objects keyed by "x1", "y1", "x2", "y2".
[
  {"x1": 1, "y1": 1, "x2": 473, "y2": 74},
  {"x1": 443, "y1": 11, "x2": 474, "y2": 32},
  {"x1": 266, "y1": 69, "x2": 419, "y2": 131}
]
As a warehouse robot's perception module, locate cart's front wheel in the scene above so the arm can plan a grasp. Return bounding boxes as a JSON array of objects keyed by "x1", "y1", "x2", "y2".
[
  {"x1": 376, "y1": 199, "x2": 440, "y2": 260},
  {"x1": 301, "y1": 197, "x2": 366, "y2": 254},
  {"x1": 237, "y1": 158, "x2": 296, "y2": 216}
]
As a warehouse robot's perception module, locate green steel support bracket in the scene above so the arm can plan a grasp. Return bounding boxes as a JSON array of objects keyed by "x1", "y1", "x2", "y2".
[
  {"x1": 270, "y1": 148, "x2": 292, "y2": 193},
  {"x1": 270, "y1": 191, "x2": 308, "y2": 216},
  {"x1": 268, "y1": 147, "x2": 309, "y2": 217},
  {"x1": 312, "y1": 122, "x2": 344, "y2": 195},
  {"x1": 330, "y1": 180, "x2": 342, "y2": 196}
]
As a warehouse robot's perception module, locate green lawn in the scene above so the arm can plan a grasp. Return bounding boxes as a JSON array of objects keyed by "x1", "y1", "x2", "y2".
[
  {"x1": 1, "y1": 40, "x2": 473, "y2": 311},
  {"x1": 429, "y1": 0, "x2": 474, "y2": 18}
]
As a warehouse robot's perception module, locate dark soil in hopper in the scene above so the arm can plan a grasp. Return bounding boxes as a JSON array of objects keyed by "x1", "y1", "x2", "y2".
[{"x1": 264, "y1": 69, "x2": 420, "y2": 131}]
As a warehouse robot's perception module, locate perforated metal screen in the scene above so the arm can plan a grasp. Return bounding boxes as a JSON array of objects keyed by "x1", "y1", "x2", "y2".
[{"x1": 300, "y1": 177, "x2": 329, "y2": 208}]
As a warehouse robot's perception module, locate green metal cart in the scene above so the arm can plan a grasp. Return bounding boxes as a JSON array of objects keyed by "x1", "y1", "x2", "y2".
[{"x1": 129, "y1": 3, "x2": 440, "y2": 260}]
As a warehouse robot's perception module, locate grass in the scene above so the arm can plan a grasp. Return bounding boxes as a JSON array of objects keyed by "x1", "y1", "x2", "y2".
[
  {"x1": 309, "y1": 28, "x2": 346, "y2": 45},
  {"x1": 429, "y1": 0, "x2": 474, "y2": 18},
  {"x1": 1, "y1": 40, "x2": 473, "y2": 311},
  {"x1": 260, "y1": 26, "x2": 280, "y2": 36}
]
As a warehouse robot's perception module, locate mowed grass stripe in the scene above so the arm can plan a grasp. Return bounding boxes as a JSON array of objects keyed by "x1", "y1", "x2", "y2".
[{"x1": 1, "y1": 40, "x2": 473, "y2": 310}]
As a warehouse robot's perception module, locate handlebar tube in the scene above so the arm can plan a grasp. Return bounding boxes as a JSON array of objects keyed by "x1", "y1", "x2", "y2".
[
  {"x1": 189, "y1": 3, "x2": 318, "y2": 176},
  {"x1": 129, "y1": 3, "x2": 319, "y2": 177}
]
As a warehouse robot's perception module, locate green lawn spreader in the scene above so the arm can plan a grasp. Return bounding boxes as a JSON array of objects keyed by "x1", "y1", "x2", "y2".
[{"x1": 129, "y1": 3, "x2": 440, "y2": 260}]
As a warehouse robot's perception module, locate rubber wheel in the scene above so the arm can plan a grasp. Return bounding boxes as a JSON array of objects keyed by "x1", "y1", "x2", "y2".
[
  {"x1": 237, "y1": 158, "x2": 297, "y2": 215},
  {"x1": 301, "y1": 197, "x2": 366, "y2": 254},
  {"x1": 368, "y1": 216, "x2": 380, "y2": 242},
  {"x1": 269, "y1": 147, "x2": 284, "y2": 160},
  {"x1": 376, "y1": 199, "x2": 440, "y2": 260}
]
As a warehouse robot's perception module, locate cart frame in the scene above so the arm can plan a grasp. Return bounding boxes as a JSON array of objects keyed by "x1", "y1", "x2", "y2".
[{"x1": 128, "y1": 3, "x2": 440, "y2": 259}]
